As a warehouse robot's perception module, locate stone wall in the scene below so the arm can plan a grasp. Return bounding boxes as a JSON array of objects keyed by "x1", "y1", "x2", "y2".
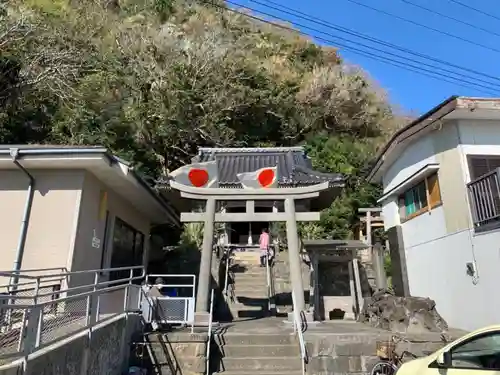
[
  {"x1": 272, "y1": 251, "x2": 310, "y2": 314},
  {"x1": 146, "y1": 332, "x2": 208, "y2": 375},
  {"x1": 305, "y1": 329, "x2": 465, "y2": 375},
  {"x1": 0, "y1": 313, "x2": 141, "y2": 375}
]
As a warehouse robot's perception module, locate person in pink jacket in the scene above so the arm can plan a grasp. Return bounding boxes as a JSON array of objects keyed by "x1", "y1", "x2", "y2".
[{"x1": 259, "y1": 228, "x2": 270, "y2": 267}]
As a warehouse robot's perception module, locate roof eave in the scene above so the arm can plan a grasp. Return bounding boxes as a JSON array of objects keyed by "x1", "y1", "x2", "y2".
[
  {"x1": 367, "y1": 95, "x2": 459, "y2": 183},
  {"x1": 0, "y1": 145, "x2": 180, "y2": 227}
]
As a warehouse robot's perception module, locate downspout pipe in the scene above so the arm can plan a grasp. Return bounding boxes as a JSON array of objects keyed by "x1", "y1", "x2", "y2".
[{"x1": 9, "y1": 148, "x2": 35, "y2": 293}]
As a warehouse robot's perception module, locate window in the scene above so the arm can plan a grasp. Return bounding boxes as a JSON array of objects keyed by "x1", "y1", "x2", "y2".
[
  {"x1": 469, "y1": 156, "x2": 500, "y2": 181},
  {"x1": 467, "y1": 156, "x2": 500, "y2": 230},
  {"x1": 109, "y1": 218, "x2": 145, "y2": 281},
  {"x1": 399, "y1": 172, "x2": 442, "y2": 221},
  {"x1": 448, "y1": 331, "x2": 500, "y2": 370}
]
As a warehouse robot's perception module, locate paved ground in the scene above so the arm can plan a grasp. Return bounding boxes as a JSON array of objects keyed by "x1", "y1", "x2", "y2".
[{"x1": 214, "y1": 317, "x2": 466, "y2": 340}]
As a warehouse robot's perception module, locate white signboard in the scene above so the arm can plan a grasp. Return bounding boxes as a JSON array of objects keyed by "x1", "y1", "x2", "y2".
[{"x1": 92, "y1": 229, "x2": 101, "y2": 249}]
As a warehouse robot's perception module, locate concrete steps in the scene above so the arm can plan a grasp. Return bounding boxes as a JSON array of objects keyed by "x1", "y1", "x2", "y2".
[
  {"x1": 222, "y1": 344, "x2": 298, "y2": 357},
  {"x1": 216, "y1": 333, "x2": 295, "y2": 346},
  {"x1": 216, "y1": 253, "x2": 300, "y2": 375},
  {"x1": 232, "y1": 252, "x2": 261, "y2": 266},
  {"x1": 229, "y1": 261, "x2": 270, "y2": 320},
  {"x1": 229, "y1": 303, "x2": 267, "y2": 311},
  {"x1": 216, "y1": 332, "x2": 301, "y2": 374},
  {"x1": 233, "y1": 290, "x2": 268, "y2": 299},
  {"x1": 233, "y1": 280, "x2": 268, "y2": 288},
  {"x1": 222, "y1": 357, "x2": 302, "y2": 371}
]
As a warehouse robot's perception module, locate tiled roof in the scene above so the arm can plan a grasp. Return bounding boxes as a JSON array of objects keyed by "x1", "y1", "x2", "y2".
[{"x1": 193, "y1": 147, "x2": 344, "y2": 187}]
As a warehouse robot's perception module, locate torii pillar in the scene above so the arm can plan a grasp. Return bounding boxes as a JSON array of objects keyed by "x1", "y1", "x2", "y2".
[{"x1": 170, "y1": 181, "x2": 332, "y2": 319}]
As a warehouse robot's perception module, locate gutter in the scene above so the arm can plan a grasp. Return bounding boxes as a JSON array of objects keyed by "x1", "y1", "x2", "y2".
[
  {"x1": 0, "y1": 146, "x2": 109, "y2": 157},
  {"x1": 0, "y1": 146, "x2": 180, "y2": 227},
  {"x1": 9, "y1": 148, "x2": 35, "y2": 292},
  {"x1": 132, "y1": 171, "x2": 181, "y2": 227},
  {"x1": 367, "y1": 95, "x2": 459, "y2": 182}
]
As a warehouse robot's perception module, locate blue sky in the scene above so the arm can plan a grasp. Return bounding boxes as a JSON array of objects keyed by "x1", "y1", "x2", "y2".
[{"x1": 229, "y1": 0, "x2": 500, "y2": 115}]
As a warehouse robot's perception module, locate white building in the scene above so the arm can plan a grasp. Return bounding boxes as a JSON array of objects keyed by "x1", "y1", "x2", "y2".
[{"x1": 368, "y1": 96, "x2": 500, "y2": 332}]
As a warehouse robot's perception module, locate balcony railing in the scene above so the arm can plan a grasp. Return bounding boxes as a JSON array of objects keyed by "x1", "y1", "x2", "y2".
[{"x1": 467, "y1": 168, "x2": 500, "y2": 231}]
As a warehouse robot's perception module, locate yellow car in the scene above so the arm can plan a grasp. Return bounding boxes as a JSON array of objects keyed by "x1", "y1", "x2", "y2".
[{"x1": 396, "y1": 325, "x2": 500, "y2": 375}]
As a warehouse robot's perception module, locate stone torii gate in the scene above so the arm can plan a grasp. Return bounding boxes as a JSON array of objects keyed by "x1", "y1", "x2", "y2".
[
  {"x1": 169, "y1": 180, "x2": 331, "y2": 317},
  {"x1": 163, "y1": 146, "x2": 345, "y2": 322}
]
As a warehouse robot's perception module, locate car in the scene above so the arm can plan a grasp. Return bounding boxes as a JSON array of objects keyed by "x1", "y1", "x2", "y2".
[{"x1": 397, "y1": 325, "x2": 500, "y2": 374}]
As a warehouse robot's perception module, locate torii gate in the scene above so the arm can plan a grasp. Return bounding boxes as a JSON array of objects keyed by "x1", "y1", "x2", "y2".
[
  {"x1": 165, "y1": 153, "x2": 344, "y2": 321},
  {"x1": 170, "y1": 181, "x2": 331, "y2": 314}
]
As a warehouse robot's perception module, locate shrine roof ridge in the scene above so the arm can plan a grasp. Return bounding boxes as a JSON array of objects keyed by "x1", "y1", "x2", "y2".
[
  {"x1": 193, "y1": 146, "x2": 344, "y2": 187},
  {"x1": 197, "y1": 146, "x2": 306, "y2": 154}
]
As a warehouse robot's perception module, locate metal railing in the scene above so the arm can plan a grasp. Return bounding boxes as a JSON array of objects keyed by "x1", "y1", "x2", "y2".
[
  {"x1": 206, "y1": 289, "x2": 215, "y2": 375},
  {"x1": 467, "y1": 169, "x2": 500, "y2": 228},
  {"x1": 141, "y1": 274, "x2": 196, "y2": 332},
  {"x1": 265, "y1": 249, "x2": 272, "y2": 311},
  {"x1": 222, "y1": 248, "x2": 234, "y2": 303},
  {"x1": 292, "y1": 291, "x2": 307, "y2": 375},
  {"x1": 0, "y1": 266, "x2": 144, "y2": 361}
]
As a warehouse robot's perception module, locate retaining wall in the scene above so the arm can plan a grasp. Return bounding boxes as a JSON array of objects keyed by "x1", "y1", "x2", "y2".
[
  {"x1": 0, "y1": 313, "x2": 141, "y2": 375},
  {"x1": 306, "y1": 329, "x2": 465, "y2": 375},
  {"x1": 146, "y1": 331, "x2": 209, "y2": 375}
]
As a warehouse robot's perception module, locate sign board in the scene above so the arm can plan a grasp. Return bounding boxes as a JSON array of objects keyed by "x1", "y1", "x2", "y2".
[{"x1": 92, "y1": 229, "x2": 101, "y2": 249}]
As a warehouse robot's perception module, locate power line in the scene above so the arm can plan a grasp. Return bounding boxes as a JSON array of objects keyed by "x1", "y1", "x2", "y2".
[
  {"x1": 247, "y1": 0, "x2": 500, "y2": 86},
  {"x1": 224, "y1": 0, "x2": 500, "y2": 94},
  {"x1": 399, "y1": 0, "x2": 500, "y2": 38},
  {"x1": 343, "y1": 0, "x2": 500, "y2": 54},
  {"x1": 208, "y1": 1, "x2": 500, "y2": 95},
  {"x1": 446, "y1": 0, "x2": 500, "y2": 23},
  {"x1": 223, "y1": 0, "x2": 500, "y2": 94}
]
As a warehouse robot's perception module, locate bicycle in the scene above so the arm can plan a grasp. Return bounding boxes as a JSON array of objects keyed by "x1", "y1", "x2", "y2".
[{"x1": 370, "y1": 335, "x2": 418, "y2": 375}]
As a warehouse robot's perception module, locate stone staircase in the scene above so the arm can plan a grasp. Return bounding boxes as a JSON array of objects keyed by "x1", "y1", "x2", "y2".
[
  {"x1": 229, "y1": 251, "x2": 270, "y2": 320},
  {"x1": 215, "y1": 326, "x2": 302, "y2": 375},
  {"x1": 213, "y1": 251, "x2": 304, "y2": 375}
]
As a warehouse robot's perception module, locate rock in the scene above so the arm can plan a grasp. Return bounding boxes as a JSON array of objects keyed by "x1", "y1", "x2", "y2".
[{"x1": 358, "y1": 290, "x2": 448, "y2": 333}]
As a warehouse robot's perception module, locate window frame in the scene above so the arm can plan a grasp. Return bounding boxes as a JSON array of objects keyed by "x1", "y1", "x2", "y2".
[
  {"x1": 468, "y1": 155, "x2": 500, "y2": 182},
  {"x1": 431, "y1": 330, "x2": 500, "y2": 371},
  {"x1": 466, "y1": 155, "x2": 500, "y2": 232},
  {"x1": 398, "y1": 172, "x2": 442, "y2": 222},
  {"x1": 109, "y1": 217, "x2": 145, "y2": 282}
]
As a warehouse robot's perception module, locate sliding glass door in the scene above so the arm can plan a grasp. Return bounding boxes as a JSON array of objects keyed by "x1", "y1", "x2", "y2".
[{"x1": 109, "y1": 217, "x2": 145, "y2": 281}]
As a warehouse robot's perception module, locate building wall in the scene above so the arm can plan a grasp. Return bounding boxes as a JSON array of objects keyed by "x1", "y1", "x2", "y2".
[
  {"x1": 405, "y1": 228, "x2": 500, "y2": 331},
  {"x1": 382, "y1": 136, "x2": 437, "y2": 193},
  {"x1": 381, "y1": 199, "x2": 400, "y2": 231},
  {"x1": 432, "y1": 121, "x2": 471, "y2": 233},
  {"x1": 381, "y1": 119, "x2": 500, "y2": 331},
  {"x1": 457, "y1": 119, "x2": 500, "y2": 182},
  {"x1": 70, "y1": 172, "x2": 152, "y2": 285},
  {"x1": 0, "y1": 169, "x2": 83, "y2": 286},
  {"x1": 381, "y1": 134, "x2": 449, "y2": 243},
  {"x1": 0, "y1": 168, "x2": 154, "y2": 290}
]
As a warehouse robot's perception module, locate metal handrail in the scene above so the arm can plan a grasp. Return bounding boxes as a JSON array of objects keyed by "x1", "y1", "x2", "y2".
[
  {"x1": 1, "y1": 269, "x2": 145, "y2": 302},
  {"x1": 292, "y1": 291, "x2": 307, "y2": 375},
  {"x1": 206, "y1": 289, "x2": 215, "y2": 375},
  {"x1": 223, "y1": 249, "x2": 232, "y2": 303},
  {"x1": 0, "y1": 265, "x2": 144, "y2": 281},
  {"x1": 265, "y1": 249, "x2": 271, "y2": 311},
  {"x1": 0, "y1": 265, "x2": 144, "y2": 360},
  {"x1": 0, "y1": 267, "x2": 67, "y2": 274},
  {"x1": 0, "y1": 280, "x2": 142, "y2": 309}
]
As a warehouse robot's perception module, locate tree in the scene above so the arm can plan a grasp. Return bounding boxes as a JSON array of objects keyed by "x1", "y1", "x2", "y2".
[{"x1": 1, "y1": 0, "x2": 403, "y2": 239}]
